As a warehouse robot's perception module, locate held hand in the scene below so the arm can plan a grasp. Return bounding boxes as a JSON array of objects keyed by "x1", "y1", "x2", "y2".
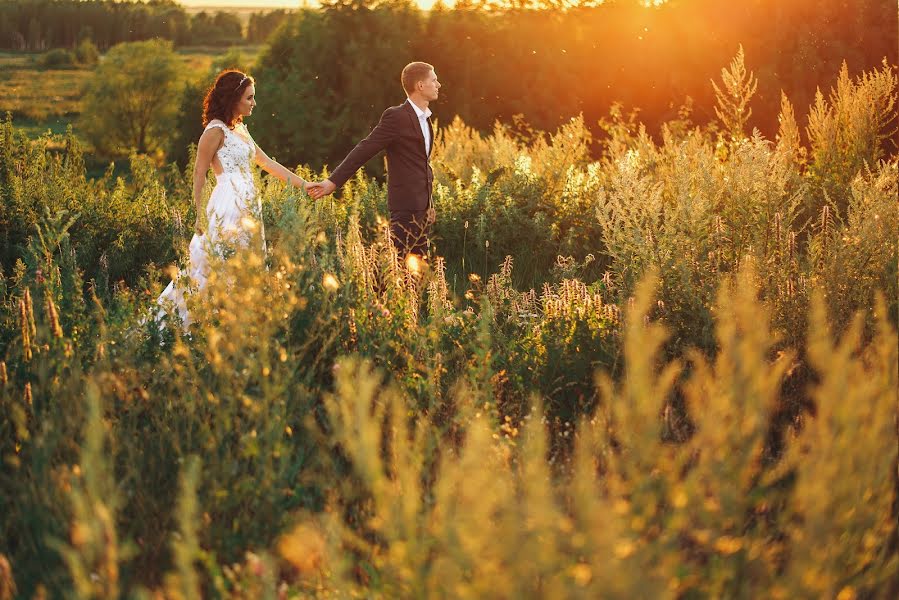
[
  {"x1": 194, "y1": 217, "x2": 204, "y2": 236},
  {"x1": 307, "y1": 179, "x2": 336, "y2": 200}
]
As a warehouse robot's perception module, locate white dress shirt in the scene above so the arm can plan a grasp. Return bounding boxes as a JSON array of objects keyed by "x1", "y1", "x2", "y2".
[{"x1": 407, "y1": 99, "x2": 432, "y2": 156}]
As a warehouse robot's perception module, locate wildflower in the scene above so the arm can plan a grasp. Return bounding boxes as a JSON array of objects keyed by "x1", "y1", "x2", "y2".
[
  {"x1": 46, "y1": 295, "x2": 63, "y2": 338},
  {"x1": 0, "y1": 554, "x2": 16, "y2": 599},
  {"x1": 613, "y1": 539, "x2": 635, "y2": 558},
  {"x1": 19, "y1": 298, "x2": 31, "y2": 362},
  {"x1": 278, "y1": 522, "x2": 326, "y2": 575},
  {"x1": 71, "y1": 522, "x2": 88, "y2": 547},
  {"x1": 570, "y1": 564, "x2": 592, "y2": 586},
  {"x1": 836, "y1": 587, "x2": 857, "y2": 600},
  {"x1": 245, "y1": 551, "x2": 265, "y2": 577},
  {"x1": 322, "y1": 273, "x2": 339, "y2": 292},
  {"x1": 714, "y1": 535, "x2": 743, "y2": 555}
]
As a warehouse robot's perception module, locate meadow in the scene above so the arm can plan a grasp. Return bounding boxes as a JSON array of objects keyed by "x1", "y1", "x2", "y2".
[
  {"x1": 0, "y1": 47, "x2": 261, "y2": 140},
  {"x1": 0, "y1": 47, "x2": 897, "y2": 600}
]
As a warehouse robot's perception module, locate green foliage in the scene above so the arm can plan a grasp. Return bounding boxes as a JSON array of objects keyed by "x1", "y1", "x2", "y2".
[
  {"x1": 79, "y1": 40, "x2": 183, "y2": 156},
  {"x1": 433, "y1": 114, "x2": 603, "y2": 287},
  {"x1": 166, "y1": 456, "x2": 202, "y2": 600},
  {"x1": 189, "y1": 11, "x2": 243, "y2": 47},
  {"x1": 37, "y1": 48, "x2": 76, "y2": 69},
  {"x1": 312, "y1": 265, "x2": 896, "y2": 599},
  {"x1": 0, "y1": 116, "x2": 184, "y2": 293},
  {"x1": 781, "y1": 293, "x2": 898, "y2": 597},
  {"x1": 56, "y1": 384, "x2": 121, "y2": 600},
  {"x1": 74, "y1": 39, "x2": 99, "y2": 67},
  {"x1": 246, "y1": 10, "x2": 291, "y2": 44},
  {"x1": 0, "y1": 1, "x2": 193, "y2": 50}
]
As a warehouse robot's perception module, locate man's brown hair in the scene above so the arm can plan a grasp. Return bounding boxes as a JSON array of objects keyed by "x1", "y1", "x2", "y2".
[{"x1": 401, "y1": 61, "x2": 434, "y2": 95}]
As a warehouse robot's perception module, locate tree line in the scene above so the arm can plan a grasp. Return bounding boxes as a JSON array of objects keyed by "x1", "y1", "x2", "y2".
[
  {"x1": 243, "y1": 0, "x2": 896, "y2": 173},
  {"x1": 0, "y1": 0, "x2": 290, "y2": 50},
  {"x1": 41, "y1": 0, "x2": 895, "y2": 172}
]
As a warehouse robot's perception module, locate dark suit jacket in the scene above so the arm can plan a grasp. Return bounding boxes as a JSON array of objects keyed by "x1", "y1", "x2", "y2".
[{"x1": 328, "y1": 100, "x2": 434, "y2": 212}]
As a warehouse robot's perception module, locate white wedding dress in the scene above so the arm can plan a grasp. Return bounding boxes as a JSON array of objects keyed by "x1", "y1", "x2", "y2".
[{"x1": 156, "y1": 120, "x2": 264, "y2": 330}]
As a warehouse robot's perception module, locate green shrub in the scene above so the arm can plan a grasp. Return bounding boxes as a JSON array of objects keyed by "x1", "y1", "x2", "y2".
[
  {"x1": 74, "y1": 39, "x2": 99, "y2": 66},
  {"x1": 37, "y1": 48, "x2": 76, "y2": 69}
]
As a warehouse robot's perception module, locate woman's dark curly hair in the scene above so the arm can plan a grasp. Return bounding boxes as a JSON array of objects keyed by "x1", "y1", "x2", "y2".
[{"x1": 202, "y1": 69, "x2": 255, "y2": 128}]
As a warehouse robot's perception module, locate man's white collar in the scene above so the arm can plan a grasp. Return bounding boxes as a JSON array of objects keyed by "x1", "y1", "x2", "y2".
[{"x1": 408, "y1": 98, "x2": 431, "y2": 120}]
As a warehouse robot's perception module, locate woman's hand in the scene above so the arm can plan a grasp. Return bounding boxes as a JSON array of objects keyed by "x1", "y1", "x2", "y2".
[{"x1": 194, "y1": 216, "x2": 204, "y2": 236}]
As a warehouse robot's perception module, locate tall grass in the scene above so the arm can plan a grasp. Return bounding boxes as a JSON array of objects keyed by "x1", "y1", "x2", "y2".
[{"x1": 0, "y1": 53, "x2": 896, "y2": 598}]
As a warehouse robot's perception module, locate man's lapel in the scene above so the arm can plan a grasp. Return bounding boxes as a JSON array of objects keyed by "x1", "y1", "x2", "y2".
[
  {"x1": 427, "y1": 117, "x2": 434, "y2": 158},
  {"x1": 404, "y1": 99, "x2": 430, "y2": 159}
]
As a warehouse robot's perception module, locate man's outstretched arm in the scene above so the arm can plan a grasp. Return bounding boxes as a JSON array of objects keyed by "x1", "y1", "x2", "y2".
[{"x1": 309, "y1": 108, "x2": 399, "y2": 199}]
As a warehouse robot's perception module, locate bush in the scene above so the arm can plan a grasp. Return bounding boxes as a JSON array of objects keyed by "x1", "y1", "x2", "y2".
[
  {"x1": 79, "y1": 40, "x2": 183, "y2": 157},
  {"x1": 74, "y1": 38, "x2": 99, "y2": 66},
  {"x1": 37, "y1": 48, "x2": 75, "y2": 68}
]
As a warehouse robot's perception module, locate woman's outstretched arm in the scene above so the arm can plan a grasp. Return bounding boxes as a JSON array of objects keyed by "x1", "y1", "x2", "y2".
[{"x1": 253, "y1": 142, "x2": 308, "y2": 191}]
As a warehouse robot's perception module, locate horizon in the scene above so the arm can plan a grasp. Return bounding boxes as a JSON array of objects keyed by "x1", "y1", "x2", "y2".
[
  {"x1": 179, "y1": 0, "x2": 449, "y2": 9},
  {"x1": 180, "y1": 1, "x2": 311, "y2": 7}
]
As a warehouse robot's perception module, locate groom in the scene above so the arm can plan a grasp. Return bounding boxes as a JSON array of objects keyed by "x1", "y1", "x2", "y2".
[{"x1": 307, "y1": 62, "x2": 440, "y2": 259}]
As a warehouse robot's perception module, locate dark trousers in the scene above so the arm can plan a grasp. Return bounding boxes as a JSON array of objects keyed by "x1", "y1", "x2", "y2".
[{"x1": 389, "y1": 209, "x2": 431, "y2": 258}]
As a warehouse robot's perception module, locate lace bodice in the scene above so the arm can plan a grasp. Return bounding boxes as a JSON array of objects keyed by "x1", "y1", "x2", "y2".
[{"x1": 205, "y1": 120, "x2": 256, "y2": 175}]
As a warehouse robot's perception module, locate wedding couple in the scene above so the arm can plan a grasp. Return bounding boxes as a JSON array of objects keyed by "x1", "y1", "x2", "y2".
[{"x1": 157, "y1": 62, "x2": 440, "y2": 328}]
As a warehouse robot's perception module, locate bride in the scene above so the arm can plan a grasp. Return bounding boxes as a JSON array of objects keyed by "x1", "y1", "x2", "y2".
[{"x1": 157, "y1": 69, "x2": 309, "y2": 329}]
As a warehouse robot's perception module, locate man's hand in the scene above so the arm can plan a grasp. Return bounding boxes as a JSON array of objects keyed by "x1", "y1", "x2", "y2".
[{"x1": 307, "y1": 179, "x2": 337, "y2": 200}]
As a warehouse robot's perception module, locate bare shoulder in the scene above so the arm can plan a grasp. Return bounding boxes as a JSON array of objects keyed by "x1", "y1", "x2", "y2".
[{"x1": 198, "y1": 125, "x2": 225, "y2": 146}]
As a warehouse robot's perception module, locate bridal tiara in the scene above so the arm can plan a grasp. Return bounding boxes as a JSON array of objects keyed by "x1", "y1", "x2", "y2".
[{"x1": 234, "y1": 75, "x2": 249, "y2": 91}]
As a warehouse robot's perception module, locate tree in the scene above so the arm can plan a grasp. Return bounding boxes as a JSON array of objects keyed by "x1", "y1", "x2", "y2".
[{"x1": 79, "y1": 40, "x2": 183, "y2": 157}]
